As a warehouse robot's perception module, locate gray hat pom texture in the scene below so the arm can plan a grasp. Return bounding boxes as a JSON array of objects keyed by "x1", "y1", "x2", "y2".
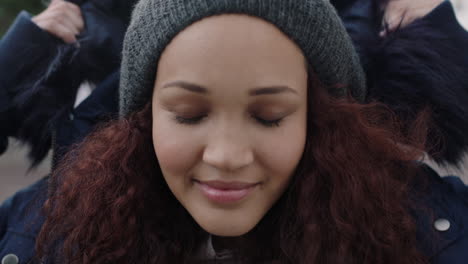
[{"x1": 120, "y1": 0, "x2": 366, "y2": 116}]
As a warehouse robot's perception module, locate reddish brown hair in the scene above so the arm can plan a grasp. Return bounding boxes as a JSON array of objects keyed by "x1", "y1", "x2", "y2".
[{"x1": 36, "y1": 73, "x2": 429, "y2": 263}]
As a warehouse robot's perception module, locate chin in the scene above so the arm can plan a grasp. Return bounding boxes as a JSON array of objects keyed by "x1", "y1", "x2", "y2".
[
  {"x1": 198, "y1": 219, "x2": 257, "y2": 237},
  {"x1": 204, "y1": 226, "x2": 251, "y2": 237}
]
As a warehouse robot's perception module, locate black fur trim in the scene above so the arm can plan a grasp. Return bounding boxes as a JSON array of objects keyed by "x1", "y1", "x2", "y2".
[
  {"x1": 12, "y1": 45, "x2": 81, "y2": 168},
  {"x1": 364, "y1": 19, "x2": 468, "y2": 166},
  {"x1": 9, "y1": 0, "x2": 127, "y2": 168}
]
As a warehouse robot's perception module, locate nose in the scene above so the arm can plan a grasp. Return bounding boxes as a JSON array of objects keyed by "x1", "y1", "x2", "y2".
[{"x1": 202, "y1": 128, "x2": 254, "y2": 172}]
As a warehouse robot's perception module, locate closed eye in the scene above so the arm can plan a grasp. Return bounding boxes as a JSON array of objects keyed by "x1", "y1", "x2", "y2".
[
  {"x1": 174, "y1": 114, "x2": 284, "y2": 127},
  {"x1": 174, "y1": 115, "x2": 207, "y2": 125},
  {"x1": 253, "y1": 116, "x2": 283, "y2": 127}
]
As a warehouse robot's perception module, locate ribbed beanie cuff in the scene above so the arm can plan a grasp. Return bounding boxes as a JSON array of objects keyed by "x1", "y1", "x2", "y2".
[{"x1": 120, "y1": 0, "x2": 366, "y2": 116}]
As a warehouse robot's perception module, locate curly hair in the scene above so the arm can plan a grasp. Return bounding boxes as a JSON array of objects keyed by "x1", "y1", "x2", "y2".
[{"x1": 36, "y1": 72, "x2": 429, "y2": 263}]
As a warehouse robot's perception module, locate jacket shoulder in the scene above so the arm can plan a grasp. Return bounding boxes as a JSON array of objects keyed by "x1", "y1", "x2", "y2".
[
  {"x1": 0, "y1": 178, "x2": 48, "y2": 264},
  {"x1": 414, "y1": 165, "x2": 468, "y2": 264}
]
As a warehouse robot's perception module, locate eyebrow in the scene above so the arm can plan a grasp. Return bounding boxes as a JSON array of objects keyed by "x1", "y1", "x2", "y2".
[
  {"x1": 162, "y1": 81, "x2": 298, "y2": 96},
  {"x1": 249, "y1": 86, "x2": 297, "y2": 96},
  {"x1": 162, "y1": 81, "x2": 207, "y2": 94}
]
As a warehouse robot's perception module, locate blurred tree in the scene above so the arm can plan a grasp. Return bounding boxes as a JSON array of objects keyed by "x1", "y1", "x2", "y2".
[{"x1": 0, "y1": 0, "x2": 46, "y2": 37}]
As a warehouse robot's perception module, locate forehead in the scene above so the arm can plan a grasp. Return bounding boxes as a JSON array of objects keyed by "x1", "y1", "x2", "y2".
[{"x1": 155, "y1": 14, "x2": 307, "y2": 92}]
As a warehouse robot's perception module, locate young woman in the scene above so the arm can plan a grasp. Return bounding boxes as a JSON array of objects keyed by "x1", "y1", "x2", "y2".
[{"x1": 32, "y1": 0, "x2": 468, "y2": 263}]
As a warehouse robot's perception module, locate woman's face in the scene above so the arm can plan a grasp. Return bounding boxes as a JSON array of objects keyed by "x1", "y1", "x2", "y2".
[{"x1": 152, "y1": 14, "x2": 308, "y2": 237}]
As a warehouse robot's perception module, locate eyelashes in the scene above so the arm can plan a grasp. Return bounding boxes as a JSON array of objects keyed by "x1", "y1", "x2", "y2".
[
  {"x1": 173, "y1": 114, "x2": 283, "y2": 127},
  {"x1": 174, "y1": 115, "x2": 207, "y2": 125},
  {"x1": 253, "y1": 116, "x2": 283, "y2": 127}
]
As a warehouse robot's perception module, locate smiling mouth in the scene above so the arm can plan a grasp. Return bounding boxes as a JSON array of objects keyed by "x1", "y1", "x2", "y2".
[{"x1": 193, "y1": 180, "x2": 259, "y2": 203}]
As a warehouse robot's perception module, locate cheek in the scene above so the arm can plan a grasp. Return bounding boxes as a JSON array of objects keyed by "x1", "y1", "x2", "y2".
[
  {"x1": 152, "y1": 111, "x2": 201, "y2": 175},
  {"x1": 257, "y1": 113, "x2": 307, "y2": 182}
]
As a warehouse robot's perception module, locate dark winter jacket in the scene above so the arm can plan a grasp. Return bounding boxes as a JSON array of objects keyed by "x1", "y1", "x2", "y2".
[
  {"x1": 0, "y1": 0, "x2": 133, "y2": 167},
  {"x1": 0, "y1": 0, "x2": 129, "y2": 259},
  {"x1": 361, "y1": 0, "x2": 468, "y2": 165}
]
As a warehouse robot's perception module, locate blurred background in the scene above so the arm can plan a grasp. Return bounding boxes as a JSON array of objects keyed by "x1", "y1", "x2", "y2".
[
  {"x1": 0, "y1": 0, "x2": 467, "y2": 203},
  {"x1": 0, "y1": 0, "x2": 44, "y2": 36}
]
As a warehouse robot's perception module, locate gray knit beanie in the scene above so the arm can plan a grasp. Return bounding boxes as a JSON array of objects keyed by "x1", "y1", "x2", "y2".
[{"x1": 120, "y1": 0, "x2": 366, "y2": 116}]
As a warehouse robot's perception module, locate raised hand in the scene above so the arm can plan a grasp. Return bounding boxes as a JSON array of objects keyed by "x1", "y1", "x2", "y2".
[
  {"x1": 32, "y1": 0, "x2": 84, "y2": 44},
  {"x1": 381, "y1": 0, "x2": 444, "y2": 36}
]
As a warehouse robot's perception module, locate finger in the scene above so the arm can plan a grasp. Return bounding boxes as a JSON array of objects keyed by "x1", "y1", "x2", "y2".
[
  {"x1": 379, "y1": 29, "x2": 387, "y2": 38},
  {"x1": 57, "y1": 10, "x2": 83, "y2": 35},
  {"x1": 64, "y1": 1, "x2": 83, "y2": 17},
  {"x1": 385, "y1": 19, "x2": 397, "y2": 33},
  {"x1": 51, "y1": 2, "x2": 84, "y2": 33},
  {"x1": 381, "y1": 1, "x2": 405, "y2": 29},
  {"x1": 45, "y1": 9, "x2": 81, "y2": 35},
  {"x1": 388, "y1": 14, "x2": 412, "y2": 32},
  {"x1": 50, "y1": 0, "x2": 64, "y2": 7},
  {"x1": 50, "y1": 22, "x2": 77, "y2": 43},
  {"x1": 383, "y1": 10, "x2": 407, "y2": 33},
  {"x1": 379, "y1": 16, "x2": 401, "y2": 37},
  {"x1": 63, "y1": 4, "x2": 85, "y2": 33},
  {"x1": 62, "y1": 17, "x2": 81, "y2": 36}
]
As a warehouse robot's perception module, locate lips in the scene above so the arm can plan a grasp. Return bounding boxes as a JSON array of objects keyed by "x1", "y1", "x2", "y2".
[{"x1": 194, "y1": 180, "x2": 258, "y2": 203}]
